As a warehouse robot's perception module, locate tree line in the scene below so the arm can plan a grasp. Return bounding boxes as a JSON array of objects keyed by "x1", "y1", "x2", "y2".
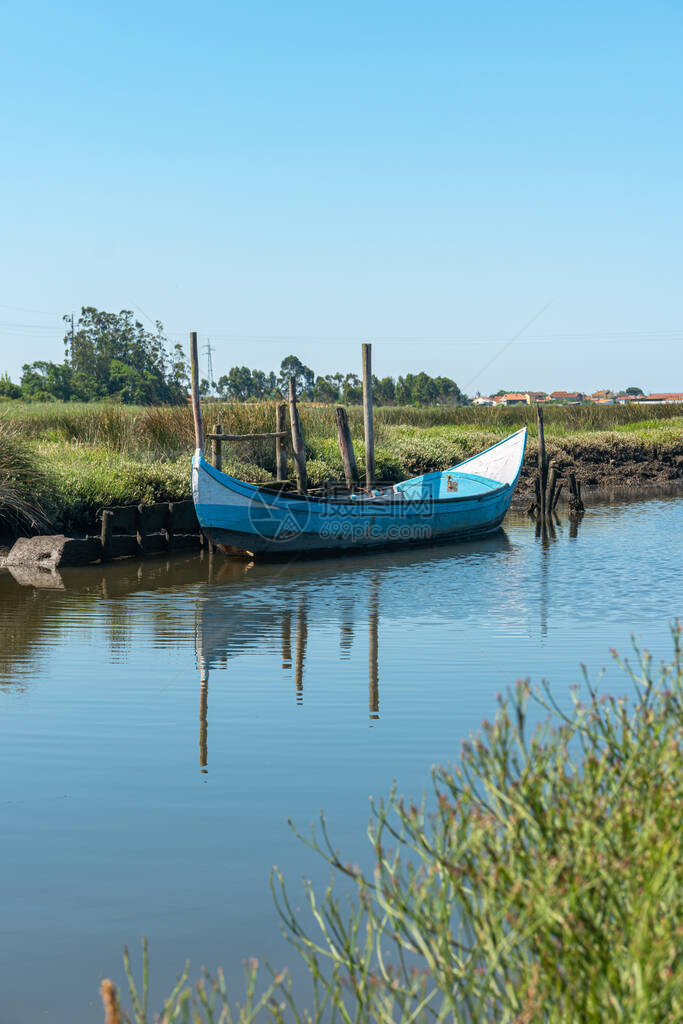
[
  {"x1": 0, "y1": 308, "x2": 463, "y2": 406},
  {"x1": 211, "y1": 355, "x2": 462, "y2": 406}
]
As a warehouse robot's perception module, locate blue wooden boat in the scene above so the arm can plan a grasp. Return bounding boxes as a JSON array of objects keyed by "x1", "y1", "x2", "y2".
[{"x1": 191, "y1": 427, "x2": 527, "y2": 557}]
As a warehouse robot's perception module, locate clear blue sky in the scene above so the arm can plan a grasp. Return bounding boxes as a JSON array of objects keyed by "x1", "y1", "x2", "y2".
[{"x1": 1, "y1": 0, "x2": 681, "y2": 394}]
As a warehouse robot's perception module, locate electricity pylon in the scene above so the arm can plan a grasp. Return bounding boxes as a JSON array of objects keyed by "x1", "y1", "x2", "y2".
[{"x1": 203, "y1": 340, "x2": 215, "y2": 388}]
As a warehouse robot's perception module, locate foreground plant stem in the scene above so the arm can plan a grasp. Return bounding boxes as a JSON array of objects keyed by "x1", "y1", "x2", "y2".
[{"x1": 104, "y1": 623, "x2": 682, "y2": 1024}]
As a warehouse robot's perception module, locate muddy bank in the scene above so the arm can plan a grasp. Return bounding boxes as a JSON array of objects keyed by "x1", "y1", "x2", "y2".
[{"x1": 514, "y1": 440, "x2": 682, "y2": 497}]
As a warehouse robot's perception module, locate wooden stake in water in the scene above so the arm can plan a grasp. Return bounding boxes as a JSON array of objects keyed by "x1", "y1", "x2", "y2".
[
  {"x1": 335, "y1": 405, "x2": 359, "y2": 490},
  {"x1": 362, "y1": 343, "x2": 374, "y2": 490},
  {"x1": 100, "y1": 509, "x2": 113, "y2": 561},
  {"x1": 189, "y1": 331, "x2": 204, "y2": 452},
  {"x1": 536, "y1": 404, "x2": 547, "y2": 519},
  {"x1": 546, "y1": 465, "x2": 557, "y2": 520}
]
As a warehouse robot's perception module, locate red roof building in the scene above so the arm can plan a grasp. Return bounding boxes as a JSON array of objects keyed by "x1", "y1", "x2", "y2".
[{"x1": 549, "y1": 391, "x2": 585, "y2": 403}]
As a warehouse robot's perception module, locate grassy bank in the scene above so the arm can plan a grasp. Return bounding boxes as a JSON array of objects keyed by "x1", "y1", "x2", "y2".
[
  {"x1": 104, "y1": 627, "x2": 683, "y2": 1023},
  {"x1": 1, "y1": 402, "x2": 681, "y2": 532}
]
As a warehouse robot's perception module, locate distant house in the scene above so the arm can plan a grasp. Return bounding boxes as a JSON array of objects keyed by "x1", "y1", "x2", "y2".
[
  {"x1": 639, "y1": 392, "x2": 683, "y2": 404},
  {"x1": 591, "y1": 389, "x2": 614, "y2": 403},
  {"x1": 549, "y1": 391, "x2": 585, "y2": 404},
  {"x1": 473, "y1": 395, "x2": 494, "y2": 406},
  {"x1": 500, "y1": 392, "x2": 528, "y2": 406},
  {"x1": 524, "y1": 391, "x2": 547, "y2": 404}
]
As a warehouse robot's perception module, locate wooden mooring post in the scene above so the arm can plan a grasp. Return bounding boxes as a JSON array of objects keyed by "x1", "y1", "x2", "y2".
[
  {"x1": 362, "y1": 342, "x2": 374, "y2": 490},
  {"x1": 568, "y1": 472, "x2": 585, "y2": 515},
  {"x1": 546, "y1": 465, "x2": 558, "y2": 517},
  {"x1": 335, "y1": 405, "x2": 359, "y2": 490},
  {"x1": 189, "y1": 331, "x2": 204, "y2": 451},
  {"x1": 288, "y1": 377, "x2": 308, "y2": 494},
  {"x1": 100, "y1": 509, "x2": 113, "y2": 561},
  {"x1": 275, "y1": 402, "x2": 287, "y2": 482},
  {"x1": 526, "y1": 405, "x2": 585, "y2": 524},
  {"x1": 211, "y1": 423, "x2": 223, "y2": 471},
  {"x1": 537, "y1": 405, "x2": 547, "y2": 519}
]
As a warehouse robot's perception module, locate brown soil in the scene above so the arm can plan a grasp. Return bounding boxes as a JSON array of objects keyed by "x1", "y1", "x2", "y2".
[{"x1": 515, "y1": 445, "x2": 683, "y2": 497}]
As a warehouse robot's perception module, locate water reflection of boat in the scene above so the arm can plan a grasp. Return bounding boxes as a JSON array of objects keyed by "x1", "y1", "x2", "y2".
[
  {"x1": 193, "y1": 536, "x2": 516, "y2": 768},
  {"x1": 194, "y1": 532, "x2": 513, "y2": 677}
]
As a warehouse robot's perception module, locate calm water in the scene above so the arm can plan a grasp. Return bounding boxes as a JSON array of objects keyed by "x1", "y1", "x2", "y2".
[{"x1": 1, "y1": 495, "x2": 681, "y2": 1023}]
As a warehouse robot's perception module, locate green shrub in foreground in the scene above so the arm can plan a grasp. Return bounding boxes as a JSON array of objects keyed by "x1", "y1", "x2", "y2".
[{"x1": 105, "y1": 626, "x2": 682, "y2": 1023}]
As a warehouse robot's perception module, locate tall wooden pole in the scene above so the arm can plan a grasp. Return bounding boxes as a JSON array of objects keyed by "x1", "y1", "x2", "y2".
[
  {"x1": 189, "y1": 331, "x2": 204, "y2": 452},
  {"x1": 362, "y1": 343, "x2": 374, "y2": 490},
  {"x1": 288, "y1": 377, "x2": 308, "y2": 494},
  {"x1": 335, "y1": 405, "x2": 359, "y2": 490},
  {"x1": 275, "y1": 402, "x2": 287, "y2": 482}
]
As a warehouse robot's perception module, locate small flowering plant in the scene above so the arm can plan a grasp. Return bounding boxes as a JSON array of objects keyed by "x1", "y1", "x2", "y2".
[{"x1": 107, "y1": 624, "x2": 682, "y2": 1023}]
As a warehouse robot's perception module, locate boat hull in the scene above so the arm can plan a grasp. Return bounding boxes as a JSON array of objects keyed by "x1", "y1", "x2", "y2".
[
  {"x1": 199, "y1": 508, "x2": 509, "y2": 556},
  {"x1": 191, "y1": 427, "x2": 527, "y2": 557}
]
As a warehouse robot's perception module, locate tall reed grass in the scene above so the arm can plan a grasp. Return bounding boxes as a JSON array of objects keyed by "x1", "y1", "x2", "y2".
[
  {"x1": 3, "y1": 401, "x2": 681, "y2": 456},
  {"x1": 105, "y1": 627, "x2": 682, "y2": 1023},
  {"x1": 0, "y1": 420, "x2": 49, "y2": 532}
]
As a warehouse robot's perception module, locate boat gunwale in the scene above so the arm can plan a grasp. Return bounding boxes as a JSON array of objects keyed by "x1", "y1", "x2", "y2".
[
  {"x1": 194, "y1": 426, "x2": 526, "y2": 512},
  {"x1": 195, "y1": 454, "x2": 514, "y2": 509}
]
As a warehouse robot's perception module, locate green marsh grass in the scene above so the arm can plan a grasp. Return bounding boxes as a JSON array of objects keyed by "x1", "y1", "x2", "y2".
[
  {"x1": 0, "y1": 419, "x2": 49, "y2": 532},
  {"x1": 105, "y1": 626, "x2": 683, "y2": 1023},
  {"x1": 1, "y1": 402, "x2": 681, "y2": 528},
  {"x1": 4, "y1": 400, "x2": 682, "y2": 453}
]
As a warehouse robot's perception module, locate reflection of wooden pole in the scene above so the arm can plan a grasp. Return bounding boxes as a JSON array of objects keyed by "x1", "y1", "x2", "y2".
[
  {"x1": 281, "y1": 608, "x2": 292, "y2": 669},
  {"x1": 275, "y1": 402, "x2": 287, "y2": 482},
  {"x1": 190, "y1": 331, "x2": 204, "y2": 452},
  {"x1": 100, "y1": 509, "x2": 113, "y2": 561},
  {"x1": 368, "y1": 576, "x2": 379, "y2": 720},
  {"x1": 294, "y1": 601, "x2": 307, "y2": 704},
  {"x1": 339, "y1": 596, "x2": 354, "y2": 657},
  {"x1": 335, "y1": 406, "x2": 359, "y2": 490},
  {"x1": 288, "y1": 378, "x2": 308, "y2": 494},
  {"x1": 362, "y1": 344, "x2": 374, "y2": 490},
  {"x1": 199, "y1": 667, "x2": 209, "y2": 771}
]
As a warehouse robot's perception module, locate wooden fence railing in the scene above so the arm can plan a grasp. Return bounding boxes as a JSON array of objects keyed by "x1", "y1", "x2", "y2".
[{"x1": 189, "y1": 335, "x2": 377, "y2": 498}]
